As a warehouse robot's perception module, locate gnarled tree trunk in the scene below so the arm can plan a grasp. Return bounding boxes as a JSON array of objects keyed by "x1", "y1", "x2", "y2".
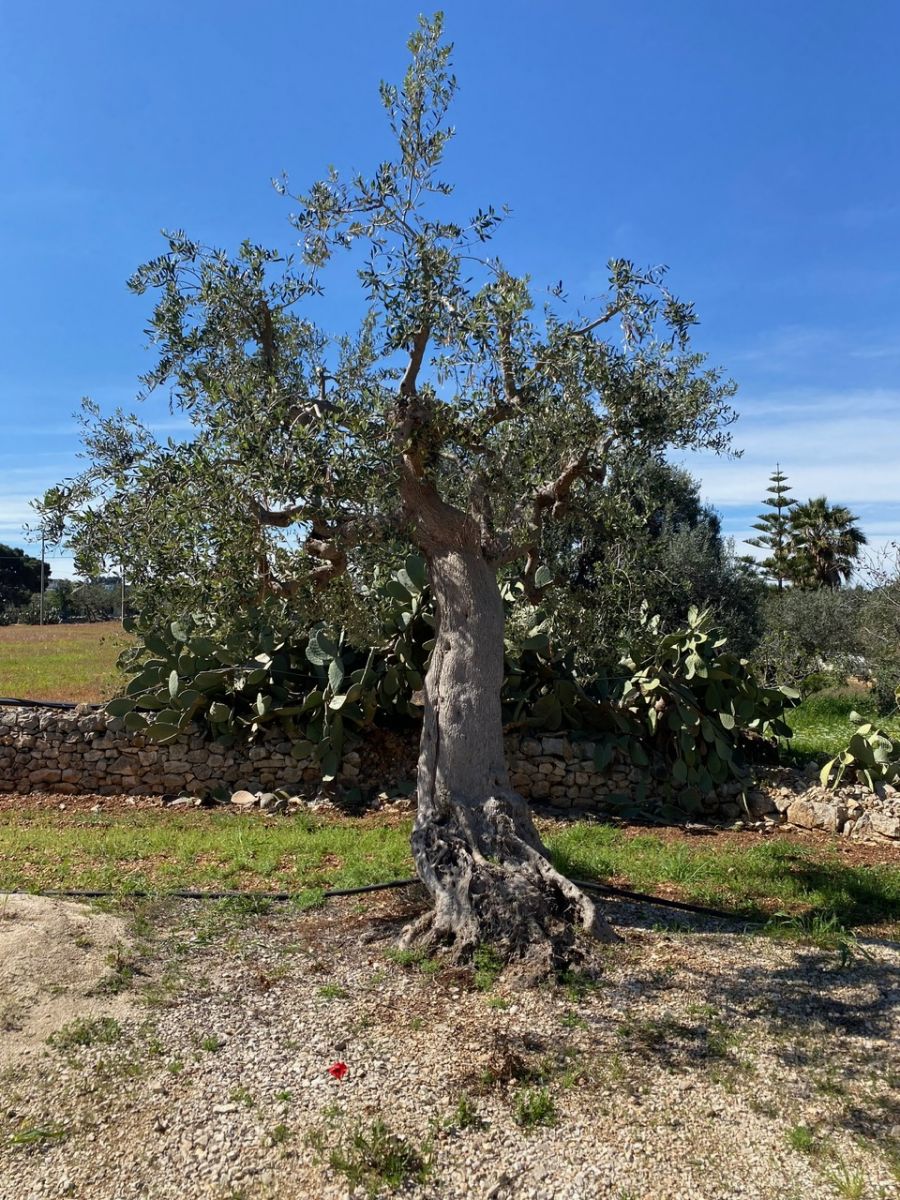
[{"x1": 402, "y1": 543, "x2": 618, "y2": 978}]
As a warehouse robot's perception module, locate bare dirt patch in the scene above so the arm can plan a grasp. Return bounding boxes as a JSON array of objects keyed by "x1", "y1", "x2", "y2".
[{"x1": 0, "y1": 894, "x2": 141, "y2": 1070}]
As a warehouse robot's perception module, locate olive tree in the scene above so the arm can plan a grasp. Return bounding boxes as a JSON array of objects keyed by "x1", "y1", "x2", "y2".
[{"x1": 41, "y1": 16, "x2": 736, "y2": 973}]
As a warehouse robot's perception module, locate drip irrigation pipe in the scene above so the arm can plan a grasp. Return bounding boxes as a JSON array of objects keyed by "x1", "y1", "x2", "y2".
[
  {"x1": 0, "y1": 697, "x2": 100, "y2": 711},
  {"x1": 22, "y1": 876, "x2": 756, "y2": 923}
]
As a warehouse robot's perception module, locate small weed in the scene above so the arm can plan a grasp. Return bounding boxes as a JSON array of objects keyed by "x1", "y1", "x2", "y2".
[
  {"x1": 385, "y1": 947, "x2": 427, "y2": 968},
  {"x1": 764, "y1": 913, "x2": 872, "y2": 968},
  {"x1": 318, "y1": 983, "x2": 349, "y2": 1000},
  {"x1": 705, "y1": 1019, "x2": 739, "y2": 1059},
  {"x1": 230, "y1": 1086, "x2": 255, "y2": 1108},
  {"x1": 217, "y1": 895, "x2": 274, "y2": 918},
  {"x1": 558, "y1": 968, "x2": 602, "y2": 1002},
  {"x1": 91, "y1": 943, "x2": 142, "y2": 995},
  {"x1": 93, "y1": 1054, "x2": 148, "y2": 1082},
  {"x1": 514, "y1": 1086, "x2": 558, "y2": 1129},
  {"x1": 303, "y1": 1127, "x2": 329, "y2": 1154},
  {"x1": 561, "y1": 1010, "x2": 588, "y2": 1031},
  {"x1": 268, "y1": 1123, "x2": 292, "y2": 1146},
  {"x1": 8, "y1": 1122, "x2": 68, "y2": 1150},
  {"x1": 448, "y1": 1094, "x2": 485, "y2": 1131},
  {"x1": 325, "y1": 1119, "x2": 432, "y2": 1197},
  {"x1": 409, "y1": 1017, "x2": 424, "y2": 1031},
  {"x1": 815, "y1": 1071, "x2": 848, "y2": 1099},
  {"x1": 787, "y1": 1124, "x2": 817, "y2": 1153},
  {"x1": 749, "y1": 1096, "x2": 779, "y2": 1118},
  {"x1": 0, "y1": 1002, "x2": 23, "y2": 1032},
  {"x1": 383, "y1": 947, "x2": 441, "y2": 977},
  {"x1": 485, "y1": 995, "x2": 510, "y2": 1010},
  {"x1": 199, "y1": 1035, "x2": 224, "y2": 1053},
  {"x1": 557, "y1": 1048, "x2": 587, "y2": 1089},
  {"x1": 167, "y1": 1058, "x2": 184, "y2": 1075},
  {"x1": 274, "y1": 1089, "x2": 293, "y2": 1103},
  {"x1": 824, "y1": 1159, "x2": 867, "y2": 1199},
  {"x1": 48, "y1": 1016, "x2": 122, "y2": 1050},
  {"x1": 686, "y1": 1002, "x2": 719, "y2": 1021},
  {"x1": 141, "y1": 968, "x2": 185, "y2": 1009},
  {"x1": 473, "y1": 945, "x2": 503, "y2": 992},
  {"x1": 602, "y1": 1053, "x2": 628, "y2": 1088}
]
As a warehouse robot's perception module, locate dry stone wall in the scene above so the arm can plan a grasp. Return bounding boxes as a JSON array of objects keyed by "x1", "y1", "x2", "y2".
[
  {"x1": 0, "y1": 705, "x2": 654, "y2": 809},
  {"x1": 1, "y1": 704, "x2": 898, "y2": 844}
]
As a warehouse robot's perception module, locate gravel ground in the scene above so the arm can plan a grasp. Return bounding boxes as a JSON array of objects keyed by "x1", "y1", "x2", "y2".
[{"x1": 1, "y1": 890, "x2": 898, "y2": 1200}]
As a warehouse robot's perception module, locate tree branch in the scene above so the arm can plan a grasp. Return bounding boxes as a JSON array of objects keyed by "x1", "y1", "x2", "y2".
[
  {"x1": 305, "y1": 511, "x2": 401, "y2": 587},
  {"x1": 251, "y1": 499, "x2": 308, "y2": 528},
  {"x1": 399, "y1": 327, "x2": 430, "y2": 398},
  {"x1": 490, "y1": 435, "x2": 615, "y2": 599},
  {"x1": 568, "y1": 300, "x2": 624, "y2": 338}
]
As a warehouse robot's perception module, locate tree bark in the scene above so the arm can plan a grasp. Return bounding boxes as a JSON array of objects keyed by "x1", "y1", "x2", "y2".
[{"x1": 402, "y1": 544, "x2": 618, "y2": 979}]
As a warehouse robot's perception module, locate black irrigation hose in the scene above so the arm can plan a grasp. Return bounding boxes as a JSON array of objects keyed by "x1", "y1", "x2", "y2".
[
  {"x1": 26, "y1": 876, "x2": 756, "y2": 923},
  {"x1": 0, "y1": 697, "x2": 101, "y2": 710},
  {"x1": 37, "y1": 878, "x2": 420, "y2": 902},
  {"x1": 574, "y1": 879, "x2": 758, "y2": 923}
]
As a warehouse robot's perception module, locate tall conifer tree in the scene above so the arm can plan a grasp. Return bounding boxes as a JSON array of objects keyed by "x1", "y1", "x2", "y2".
[{"x1": 746, "y1": 466, "x2": 796, "y2": 589}]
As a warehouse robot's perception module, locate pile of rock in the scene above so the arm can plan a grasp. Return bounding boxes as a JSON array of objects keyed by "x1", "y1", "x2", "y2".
[{"x1": 756, "y1": 764, "x2": 900, "y2": 842}]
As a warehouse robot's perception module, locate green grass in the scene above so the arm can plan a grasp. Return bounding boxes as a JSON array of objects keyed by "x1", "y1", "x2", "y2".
[
  {"x1": 8, "y1": 1122, "x2": 69, "y2": 1150},
  {"x1": 324, "y1": 1119, "x2": 433, "y2": 1197},
  {"x1": 47, "y1": 1016, "x2": 123, "y2": 1050},
  {"x1": 1, "y1": 809, "x2": 898, "y2": 933},
  {"x1": 549, "y1": 823, "x2": 900, "y2": 930},
  {"x1": 0, "y1": 809, "x2": 413, "y2": 893},
  {"x1": 0, "y1": 622, "x2": 130, "y2": 703},
  {"x1": 785, "y1": 687, "x2": 900, "y2": 760},
  {"x1": 786, "y1": 1123, "x2": 817, "y2": 1153}
]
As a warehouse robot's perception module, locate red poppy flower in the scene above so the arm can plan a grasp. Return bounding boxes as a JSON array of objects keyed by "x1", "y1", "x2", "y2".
[{"x1": 328, "y1": 1060, "x2": 348, "y2": 1081}]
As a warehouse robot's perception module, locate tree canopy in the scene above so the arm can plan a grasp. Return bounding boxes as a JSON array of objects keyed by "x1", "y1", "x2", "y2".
[
  {"x1": 0, "y1": 543, "x2": 48, "y2": 611},
  {"x1": 787, "y1": 497, "x2": 867, "y2": 589}
]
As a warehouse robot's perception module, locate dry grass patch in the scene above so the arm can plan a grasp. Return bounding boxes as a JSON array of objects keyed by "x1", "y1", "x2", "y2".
[{"x1": 0, "y1": 622, "x2": 130, "y2": 703}]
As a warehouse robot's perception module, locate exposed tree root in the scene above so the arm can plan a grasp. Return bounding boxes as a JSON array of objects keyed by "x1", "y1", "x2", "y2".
[{"x1": 403, "y1": 789, "x2": 620, "y2": 984}]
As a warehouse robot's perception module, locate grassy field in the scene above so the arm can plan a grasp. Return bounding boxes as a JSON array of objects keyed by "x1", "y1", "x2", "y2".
[
  {"x1": 784, "y1": 686, "x2": 900, "y2": 760},
  {"x1": 1, "y1": 807, "x2": 897, "y2": 933},
  {"x1": 0, "y1": 622, "x2": 130, "y2": 702}
]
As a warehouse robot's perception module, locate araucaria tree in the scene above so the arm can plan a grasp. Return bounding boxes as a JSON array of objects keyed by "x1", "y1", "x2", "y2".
[
  {"x1": 746, "y1": 466, "x2": 796, "y2": 590},
  {"x1": 41, "y1": 16, "x2": 737, "y2": 973}
]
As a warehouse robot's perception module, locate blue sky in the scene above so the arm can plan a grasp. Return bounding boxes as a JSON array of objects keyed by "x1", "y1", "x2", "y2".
[{"x1": 1, "y1": 0, "x2": 899, "y2": 578}]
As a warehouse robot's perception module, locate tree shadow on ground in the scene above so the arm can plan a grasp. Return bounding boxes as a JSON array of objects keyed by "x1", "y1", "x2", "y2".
[{"x1": 597, "y1": 898, "x2": 899, "y2": 1147}]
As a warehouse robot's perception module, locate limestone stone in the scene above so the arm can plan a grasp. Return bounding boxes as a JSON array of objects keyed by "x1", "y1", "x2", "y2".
[{"x1": 870, "y1": 811, "x2": 900, "y2": 839}]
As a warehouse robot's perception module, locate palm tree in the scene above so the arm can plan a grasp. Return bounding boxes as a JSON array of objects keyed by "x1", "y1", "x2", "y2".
[{"x1": 787, "y1": 497, "x2": 867, "y2": 588}]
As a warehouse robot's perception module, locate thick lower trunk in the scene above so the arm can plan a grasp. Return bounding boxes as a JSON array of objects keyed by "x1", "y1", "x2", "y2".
[{"x1": 403, "y1": 547, "x2": 617, "y2": 979}]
